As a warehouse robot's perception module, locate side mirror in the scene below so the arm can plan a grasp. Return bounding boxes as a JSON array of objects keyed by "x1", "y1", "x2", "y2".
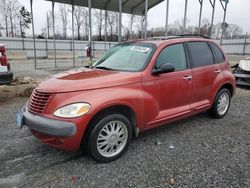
[{"x1": 152, "y1": 63, "x2": 175, "y2": 75}]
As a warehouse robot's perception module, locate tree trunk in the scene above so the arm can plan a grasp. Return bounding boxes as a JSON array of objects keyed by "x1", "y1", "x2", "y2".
[
  {"x1": 77, "y1": 25, "x2": 80, "y2": 40},
  {"x1": 99, "y1": 29, "x2": 101, "y2": 41},
  {"x1": 10, "y1": 16, "x2": 14, "y2": 37},
  {"x1": 5, "y1": 17, "x2": 8, "y2": 37},
  {"x1": 110, "y1": 26, "x2": 113, "y2": 40}
]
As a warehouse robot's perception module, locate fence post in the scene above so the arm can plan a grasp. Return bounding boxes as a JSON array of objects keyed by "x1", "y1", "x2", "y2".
[
  {"x1": 45, "y1": 38, "x2": 48, "y2": 58},
  {"x1": 92, "y1": 41, "x2": 95, "y2": 59},
  {"x1": 243, "y1": 32, "x2": 248, "y2": 56},
  {"x1": 22, "y1": 37, "x2": 25, "y2": 50}
]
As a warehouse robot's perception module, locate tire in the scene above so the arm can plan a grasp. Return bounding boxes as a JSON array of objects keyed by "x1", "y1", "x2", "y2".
[
  {"x1": 209, "y1": 88, "x2": 231, "y2": 119},
  {"x1": 88, "y1": 114, "x2": 132, "y2": 163}
]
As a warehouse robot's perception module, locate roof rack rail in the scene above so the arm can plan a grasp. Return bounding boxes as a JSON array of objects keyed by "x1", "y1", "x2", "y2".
[
  {"x1": 147, "y1": 36, "x2": 167, "y2": 40},
  {"x1": 145, "y1": 34, "x2": 210, "y2": 41},
  {"x1": 177, "y1": 34, "x2": 210, "y2": 39}
]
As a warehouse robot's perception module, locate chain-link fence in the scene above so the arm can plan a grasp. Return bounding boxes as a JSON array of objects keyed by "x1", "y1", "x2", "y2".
[
  {"x1": 0, "y1": 37, "x2": 117, "y2": 69},
  {"x1": 217, "y1": 33, "x2": 250, "y2": 55},
  {"x1": 1, "y1": 36, "x2": 249, "y2": 69}
]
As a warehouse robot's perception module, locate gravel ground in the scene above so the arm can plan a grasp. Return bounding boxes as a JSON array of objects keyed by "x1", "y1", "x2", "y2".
[
  {"x1": 0, "y1": 88, "x2": 250, "y2": 188},
  {"x1": 9, "y1": 59, "x2": 88, "y2": 82}
]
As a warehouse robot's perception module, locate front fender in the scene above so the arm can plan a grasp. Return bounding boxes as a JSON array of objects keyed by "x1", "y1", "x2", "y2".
[{"x1": 45, "y1": 83, "x2": 145, "y2": 130}]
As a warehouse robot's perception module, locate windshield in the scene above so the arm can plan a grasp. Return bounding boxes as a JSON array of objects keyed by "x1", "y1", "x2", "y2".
[{"x1": 93, "y1": 43, "x2": 155, "y2": 72}]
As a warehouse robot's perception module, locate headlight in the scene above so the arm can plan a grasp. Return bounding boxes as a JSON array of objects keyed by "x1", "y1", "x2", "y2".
[{"x1": 53, "y1": 103, "x2": 91, "y2": 118}]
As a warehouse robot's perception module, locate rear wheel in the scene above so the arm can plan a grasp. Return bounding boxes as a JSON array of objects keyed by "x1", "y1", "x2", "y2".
[
  {"x1": 88, "y1": 114, "x2": 132, "y2": 163},
  {"x1": 209, "y1": 88, "x2": 231, "y2": 119}
]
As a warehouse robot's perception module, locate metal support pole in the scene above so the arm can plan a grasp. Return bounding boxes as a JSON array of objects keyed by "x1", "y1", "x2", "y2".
[
  {"x1": 130, "y1": 15, "x2": 134, "y2": 40},
  {"x1": 209, "y1": 0, "x2": 216, "y2": 37},
  {"x1": 220, "y1": 0, "x2": 228, "y2": 45},
  {"x1": 45, "y1": 38, "x2": 48, "y2": 58},
  {"x1": 118, "y1": 0, "x2": 122, "y2": 43},
  {"x1": 144, "y1": 0, "x2": 148, "y2": 38},
  {"x1": 52, "y1": 1, "x2": 57, "y2": 68},
  {"x1": 183, "y1": 0, "x2": 188, "y2": 34},
  {"x1": 141, "y1": 15, "x2": 144, "y2": 38},
  {"x1": 30, "y1": 0, "x2": 37, "y2": 69},
  {"x1": 20, "y1": 19, "x2": 25, "y2": 50},
  {"x1": 88, "y1": 0, "x2": 92, "y2": 62},
  {"x1": 47, "y1": 12, "x2": 50, "y2": 38},
  {"x1": 104, "y1": 10, "x2": 107, "y2": 51},
  {"x1": 71, "y1": 1, "x2": 75, "y2": 66},
  {"x1": 243, "y1": 33, "x2": 248, "y2": 55},
  {"x1": 165, "y1": 0, "x2": 169, "y2": 37},
  {"x1": 198, "y1": 0, "x2": 203, "y2": 34}
]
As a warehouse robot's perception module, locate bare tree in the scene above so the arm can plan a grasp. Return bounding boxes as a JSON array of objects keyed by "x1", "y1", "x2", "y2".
[
  {"x1": 199, "y1": 18, "x2": 210, "y2": 35},
  {"x1": 73, "y1": 6, "x2": 87, "y2": 40},
  {"x1": 0, "y1": 0, "x2": 9, "y2": 37},
  {"x1": 225, "y1": 24, "x2": 243, "y2": 39},
  {"x1": 134, "y1": 15, "x2": 144, "y2": 38},
  {"x1": 94, "y1": 9, "x2": 104, "y2": 40},
  {"x1": 19, "y1": 6, "x2": 31, "y2": 38},
  {"x1": 107, "y1": 11, "x2": 117, "y2": 40},
  {"x1": 40, "y1": 10, "x2": 54, "y2": 38},
  {"x1": 7, "y1": 0, "x2": 21, "y2": 37},
  {"x1": 123, "y1": 14, "x2": 134, "y2": 40},
  {"x1": 0, "y1": 23, "x2": 3, "y2": 36},
  {"x1": 83, "y1": 12, "x2": 88, "y2": 39},
  {"x1": 58, "y1": 4, "x2": 69, "y2": 39}
]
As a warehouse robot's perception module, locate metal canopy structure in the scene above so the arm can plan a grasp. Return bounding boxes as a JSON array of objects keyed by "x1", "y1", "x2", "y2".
[
  {"x1": 46, "y1": 0, "x2": 164, "y2": 15},
  {"x1": 38, "y1": 0, "x2": 164, "y2": 67},
  {"x1": 28, "y1": 0, "x2": 228, "y2": 69}
]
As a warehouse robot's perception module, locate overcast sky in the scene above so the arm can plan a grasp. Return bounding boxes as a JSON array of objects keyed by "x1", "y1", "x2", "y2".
[{"x1": 18, "y1": 0, "x2": 250, "y2": 35}]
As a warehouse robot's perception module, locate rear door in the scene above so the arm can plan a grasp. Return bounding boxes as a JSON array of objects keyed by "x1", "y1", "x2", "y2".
[{"x1": 187, "y1": 41, "x2": 221, "y2": 110}]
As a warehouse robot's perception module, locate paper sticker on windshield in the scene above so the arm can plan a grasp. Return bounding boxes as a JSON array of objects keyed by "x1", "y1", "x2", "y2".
[{"x1": 130, "y1": 46, "x2": 150, "y2": 53}]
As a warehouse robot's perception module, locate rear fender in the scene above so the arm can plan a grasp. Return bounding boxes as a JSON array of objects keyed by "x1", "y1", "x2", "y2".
[{"x1": 209, "y1": 69, "x2": 236, "y2": 103}]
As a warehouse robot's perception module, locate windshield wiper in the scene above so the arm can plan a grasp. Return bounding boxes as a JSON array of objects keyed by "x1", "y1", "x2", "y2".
[{"x1": 94, "y1": 66, "x2": 114, "y2": 70}]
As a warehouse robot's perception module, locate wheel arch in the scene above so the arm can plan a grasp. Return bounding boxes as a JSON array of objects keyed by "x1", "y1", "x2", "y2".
[
  {"x1": 81, "y1": 104, "x2": 139, "y2": 149},
  {"x1": 217, "y1": 83, "x2": 234, "y2": 97}
]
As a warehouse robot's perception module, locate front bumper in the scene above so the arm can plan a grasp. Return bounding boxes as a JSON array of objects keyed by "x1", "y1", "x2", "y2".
[
  {"x1": 18, "y1": 105, "x2": 77, "y2": 137},
  {"x1": 0, "y1": 71, "x2": 13, "y2": 84}
]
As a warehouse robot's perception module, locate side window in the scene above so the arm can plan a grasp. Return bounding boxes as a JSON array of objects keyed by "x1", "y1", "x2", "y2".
[
  {"x1": 188, "y1": 42, "x2": 214, "y2": 68},
  {"x1": 209, "y1": 43, "x2": 225, "y2": 63},
  {"x1": 155, "y1": 43, "x2": 187, "y2": 71}
]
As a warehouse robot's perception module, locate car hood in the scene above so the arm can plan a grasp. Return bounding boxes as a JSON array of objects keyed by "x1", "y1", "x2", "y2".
[{"x1": 37, "y1": 68, "x2": 142, "y2": 93}]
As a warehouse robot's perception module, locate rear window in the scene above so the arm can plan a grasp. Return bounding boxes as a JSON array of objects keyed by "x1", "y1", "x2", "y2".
[
  {"x1": 209, "y1": 43, "x2": 225, "y2": 63},
  {"x1": 187, "y1": 42, "x2": 214, "y2": 68}
]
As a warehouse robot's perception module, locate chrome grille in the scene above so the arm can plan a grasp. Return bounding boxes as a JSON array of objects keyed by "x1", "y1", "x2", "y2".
[{"x1": 28, "y1": 90, "x2": 51, "y2": 114}]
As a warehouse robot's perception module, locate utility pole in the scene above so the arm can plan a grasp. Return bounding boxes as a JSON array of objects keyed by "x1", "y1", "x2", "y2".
[{"x1": 220, "y1": 0, "x2": 229, "y2": 45}]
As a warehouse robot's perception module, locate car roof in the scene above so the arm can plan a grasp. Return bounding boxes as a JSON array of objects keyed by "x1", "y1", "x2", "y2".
[{"x1": 127, "y1": 36, "x2": 214, "y2": 47}]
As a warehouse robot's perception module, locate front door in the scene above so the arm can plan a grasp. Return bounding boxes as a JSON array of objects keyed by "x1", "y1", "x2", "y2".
[{"x1": 142, "y1": 43, "x2": 192, "y2": 128}]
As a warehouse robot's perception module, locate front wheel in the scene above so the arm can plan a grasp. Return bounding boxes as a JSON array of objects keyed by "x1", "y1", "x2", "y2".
[
  {"x1": 88, "y1": 114, "x2": 132, "y2": 163},
  {"x1": 209, "y1": 88, "x2": 231, "y2": 119}
]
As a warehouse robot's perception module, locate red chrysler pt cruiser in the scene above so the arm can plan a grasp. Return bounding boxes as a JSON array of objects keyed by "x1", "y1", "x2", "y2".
[{"x1": 17, "y1": 36, "x2": 236, "y2": 162}]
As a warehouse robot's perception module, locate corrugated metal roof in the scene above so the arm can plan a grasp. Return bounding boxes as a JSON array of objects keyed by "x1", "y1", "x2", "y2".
[{"x1": 46, "y1": 0, "x2": 164, "y2": 15}]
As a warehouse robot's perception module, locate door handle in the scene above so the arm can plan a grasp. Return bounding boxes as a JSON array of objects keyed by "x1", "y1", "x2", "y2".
[
  {"x1": 183, "y1": 75, "x2": 192, "y2": 80},
  {"x1": 214, "y1": 69, "x2": 221, "y2": 74}
]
